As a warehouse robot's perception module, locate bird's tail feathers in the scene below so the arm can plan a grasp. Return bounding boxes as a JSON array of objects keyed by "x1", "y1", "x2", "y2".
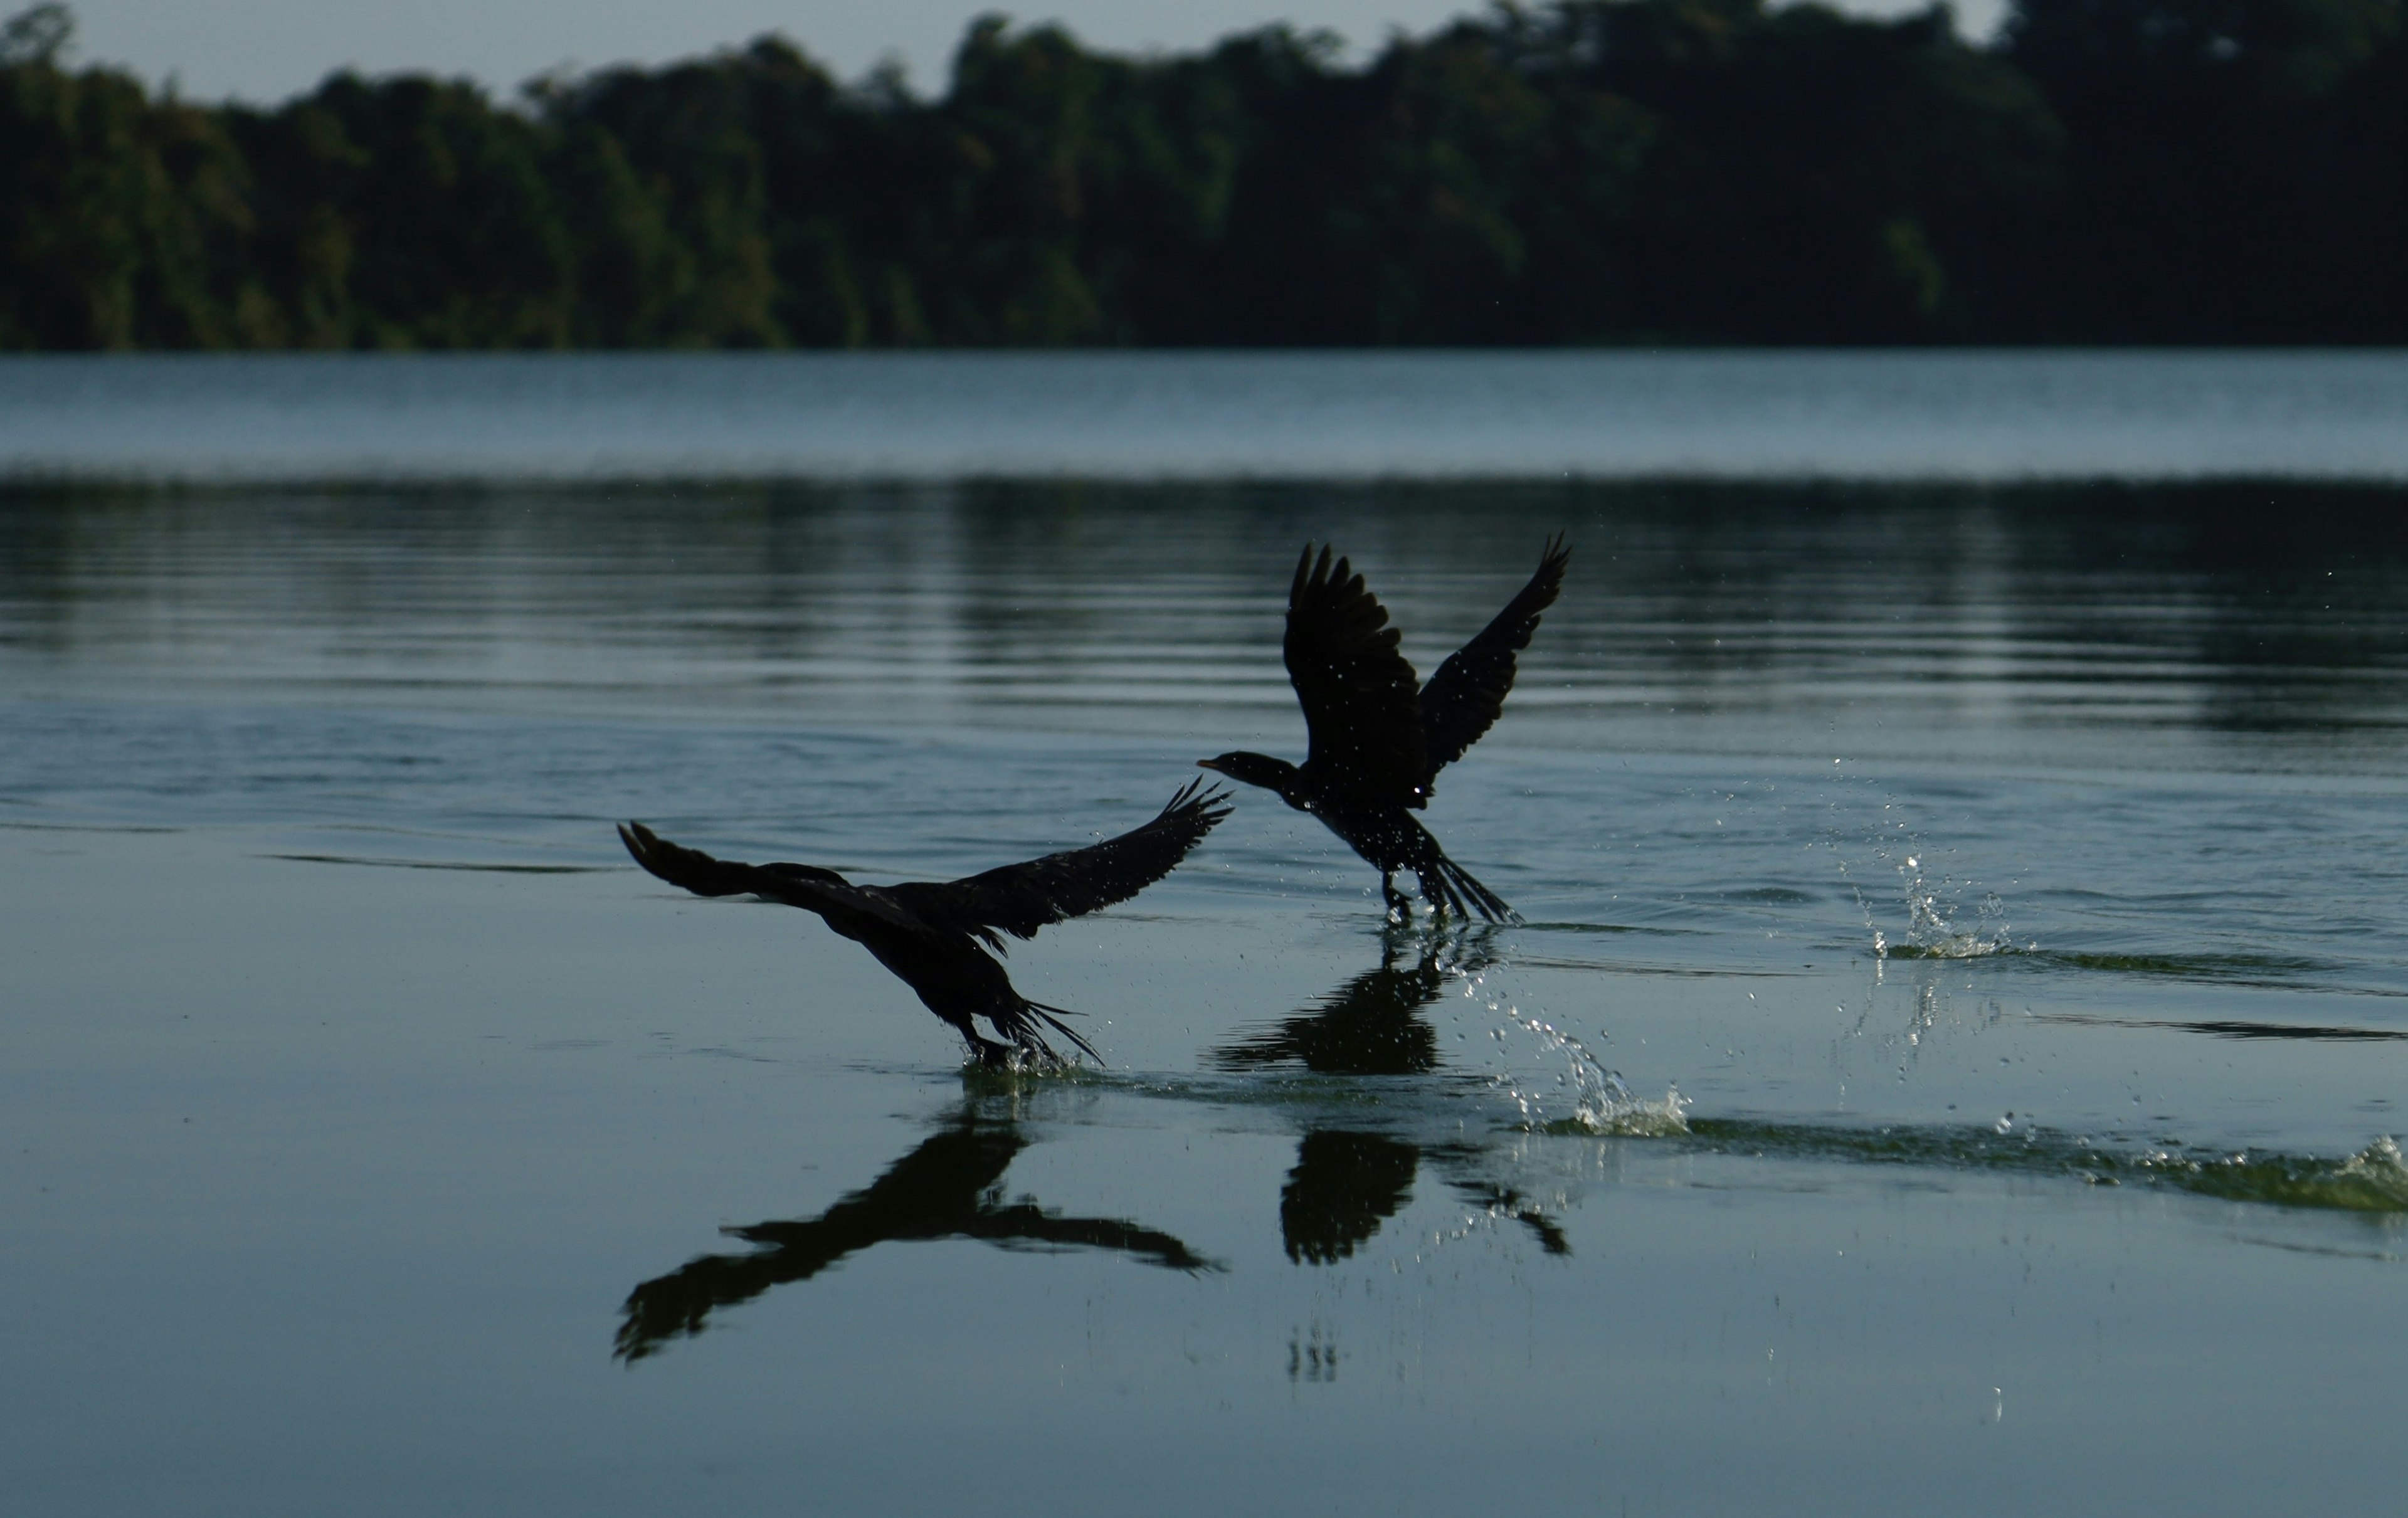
[
  {"x1": 997, "y1": 998, "x2": 1104, "y2": 1066},
  {"x1": 1422, "y1": 855, "x2": 1518, "y2": 925}
]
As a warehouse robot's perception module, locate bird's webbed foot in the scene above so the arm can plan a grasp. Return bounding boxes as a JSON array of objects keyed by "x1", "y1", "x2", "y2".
[{"x1": 965, "y1": 1033, "x2": 1018, "y2": 1068}]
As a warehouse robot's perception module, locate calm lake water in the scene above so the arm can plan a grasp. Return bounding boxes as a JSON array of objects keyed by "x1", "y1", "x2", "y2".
[{"x1": 7, "y1": 356, "x2": 2408, "y2": 1515}]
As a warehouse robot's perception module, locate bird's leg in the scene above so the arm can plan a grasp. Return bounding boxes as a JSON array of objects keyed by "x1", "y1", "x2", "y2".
[
  {"x1": 1381, "y1": 873, "x2": 1412, "y2": 925},
  {"x1": 964, "y1": 1030, "x2": 1016, "y2": 1068}
]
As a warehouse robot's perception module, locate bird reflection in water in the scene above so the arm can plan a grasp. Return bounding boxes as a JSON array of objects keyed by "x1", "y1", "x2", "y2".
[
  {"x1": 615, "y1": 1104, "x2": 1215, "y2": 1361},
  {"x1": 1216, "y1": 926, "x2": 1570, "y2": 1263},
  {"x1": 1276, "y1": 1127, "x2": 1570, "y2": 1264},
  {"x1": 621, "y1": 933, "x2": 1576, "y2": 1358},
  {"x1": 1212, "y1": 924, "x2": 1499, "y2": 1076},
  {"x1": 1280, "y1": 1130, "x2": 1420, "y2": 1264}
]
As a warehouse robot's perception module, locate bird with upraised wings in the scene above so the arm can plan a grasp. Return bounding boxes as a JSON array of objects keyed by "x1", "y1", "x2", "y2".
[{"x1": 1199, "y1": 536, "x2": 1568, "y2": 921}]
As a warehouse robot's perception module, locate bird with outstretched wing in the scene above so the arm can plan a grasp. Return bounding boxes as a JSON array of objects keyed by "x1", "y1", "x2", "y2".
[{"x1": 620, "y1": 778, "x2": 1230, "y2": 1065}]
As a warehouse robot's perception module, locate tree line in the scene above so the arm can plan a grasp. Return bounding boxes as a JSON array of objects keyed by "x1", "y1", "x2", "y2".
[{"x1": 2, "y1": 0, "x2": 2400, "y2": 349}]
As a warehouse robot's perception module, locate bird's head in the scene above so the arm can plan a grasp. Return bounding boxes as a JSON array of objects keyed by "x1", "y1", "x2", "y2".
[{"x1": 1196, "y1": 751, "x2": 1297, "y2": 794}]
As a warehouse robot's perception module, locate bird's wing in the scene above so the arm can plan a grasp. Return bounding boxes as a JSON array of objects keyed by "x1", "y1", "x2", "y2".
[
  {"x1": 1285, "y1": 545, "x2": 1430, "y2": 808},
  {"x1": 968, "y1": 1205, "x2": 1217, "y2": 1270},
  {"x1": 617, "y1": 821, "x2": 924, "y2": 935},
  {"x1": 894, "y1": 779, "x2": 1232, "y2": 944},
  {"x1": 1417, "y1": 534, "x2": 1570, "y2": 782},
  {"x1": 615, "y1": 1120, "x2": 1029, "y2": 1360}
]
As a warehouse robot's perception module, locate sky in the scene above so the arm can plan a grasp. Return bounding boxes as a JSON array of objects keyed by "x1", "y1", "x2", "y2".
[{"x1": 52, "y1": 0, "x2": 2010, "y2": 105}]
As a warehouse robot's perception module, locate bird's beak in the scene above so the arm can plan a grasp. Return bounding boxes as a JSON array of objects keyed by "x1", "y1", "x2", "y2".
[{"x1": 1196, "y1": 758, "x2": 1225, "y2": 774}]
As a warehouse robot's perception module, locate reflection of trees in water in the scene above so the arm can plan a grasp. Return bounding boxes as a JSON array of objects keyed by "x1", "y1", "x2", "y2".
[
  {"x1": 1573, "y1": 485, "x2": 2408, "y2": 735},
  {"x1": 0, "y1": 498, "x2": 75, "y2": 655},
  {"x1": 1923, "y1": 487, "x2": 2408, "y2": 737},
  {"x1": 2138, "y1": 490, "x2": 2408, "y2": 735},
  {"x1": 16, "y1": 483, "x2": 2408, "y2": 737},
  {"x1": 615, "y1": 1105, "x2": 1212, "y2": 1362}
]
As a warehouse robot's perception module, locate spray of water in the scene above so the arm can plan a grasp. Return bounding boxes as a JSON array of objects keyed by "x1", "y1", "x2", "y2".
[
  {"x1": 1471, "y1": 990, "x2": 1688, "y2": 1136},
  {"x1": 1827, "y1": 781, "x2": 2020, "y2": 962}
]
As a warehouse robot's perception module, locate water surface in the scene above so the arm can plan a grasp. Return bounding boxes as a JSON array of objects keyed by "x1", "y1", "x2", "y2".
[
  {"x1": 6, "y1": 350, "x2": 2408, "y2": 482},
  {"x1": 7, "y1": 468, "x2": 2408, "y2": 1513}
]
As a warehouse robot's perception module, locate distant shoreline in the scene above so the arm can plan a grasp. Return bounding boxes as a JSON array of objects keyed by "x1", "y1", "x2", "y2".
[{"x1": 5, "y1": 1, "x2": 2402, "y2": 352}]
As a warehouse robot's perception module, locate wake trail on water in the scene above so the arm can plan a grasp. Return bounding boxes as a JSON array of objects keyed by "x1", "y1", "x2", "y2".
[{"x1": 1683, "y1": 1120, "x2": 2408, "y2": 1215}]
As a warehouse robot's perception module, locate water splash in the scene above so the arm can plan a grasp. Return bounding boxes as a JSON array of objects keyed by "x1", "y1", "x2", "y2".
[
  {"x1": 1491, "y1": 1006, "x2": 1689, "y2": 1136},
  {"x1": 1823, "y1": 771, "x2": 2025, "y2": 962},
  {"x1": 1856, "y1": 845, "x2": 2018, "y2": 961},
  {"x1": 1891, "y1": 852, "x2": 2014, "y2": 957}
]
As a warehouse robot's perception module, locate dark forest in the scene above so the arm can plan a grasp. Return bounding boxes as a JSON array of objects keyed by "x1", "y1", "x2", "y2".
[{"x1": 3, "y1": 0, "x2": 2401, "y2": 349}]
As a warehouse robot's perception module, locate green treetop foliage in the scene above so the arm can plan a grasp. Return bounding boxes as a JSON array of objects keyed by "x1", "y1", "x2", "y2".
[{"x1": 1, "y1": 0, "x2": 2400, "y2": 348}]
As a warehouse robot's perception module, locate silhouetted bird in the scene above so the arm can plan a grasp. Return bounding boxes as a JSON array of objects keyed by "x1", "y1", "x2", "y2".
[
  {"x1": 616, "y1": 1108, "x2": 1213, "y2": 1361},
  {"x1": 618, "y1": 779, "x2": 1230, "y2": 1067},
  {"x1": 1200, "y1": 537, "x2": 1569, "y2": 922}
]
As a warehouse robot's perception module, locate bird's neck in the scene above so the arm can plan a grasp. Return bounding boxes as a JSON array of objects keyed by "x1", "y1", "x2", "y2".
[{"x1": 1216, "y1": 752, "x2": 1306, "y2": 806}]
